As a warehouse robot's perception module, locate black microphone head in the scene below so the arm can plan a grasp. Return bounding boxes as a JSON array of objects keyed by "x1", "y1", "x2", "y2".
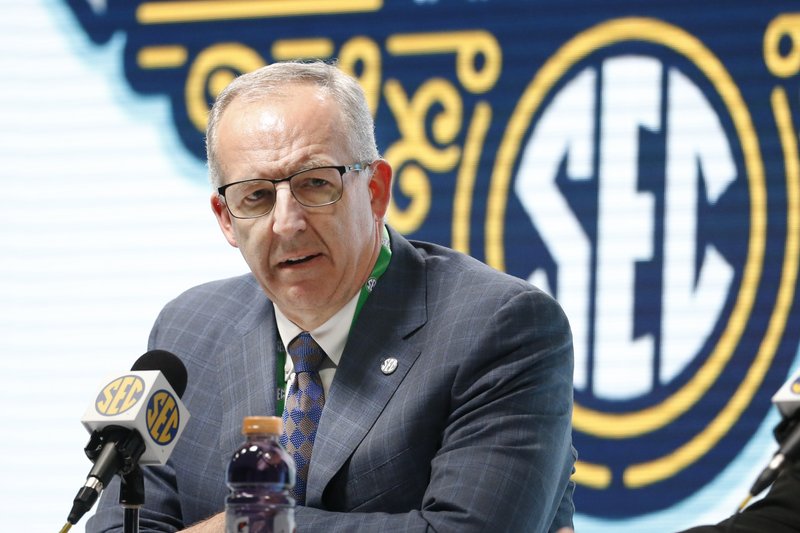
[{"x1": 131, "y1": 349, "x2": 188, "y2": 398}]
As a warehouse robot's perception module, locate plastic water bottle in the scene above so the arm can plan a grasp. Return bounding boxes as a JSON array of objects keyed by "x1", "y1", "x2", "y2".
[{"x1": 226, "y1": 416, "x2": 296, "y2": 533}]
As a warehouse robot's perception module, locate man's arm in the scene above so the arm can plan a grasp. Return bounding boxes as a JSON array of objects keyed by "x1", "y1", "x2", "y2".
[
  {"x1": 180, "y1": 513, "x2": 224, "y2": 532},
  {"x1": 679, "y1": 461, "x2": 800, "y2": 533},
  {"x1": 85, "y1": 462, "x2": 186, "y2": 532}
]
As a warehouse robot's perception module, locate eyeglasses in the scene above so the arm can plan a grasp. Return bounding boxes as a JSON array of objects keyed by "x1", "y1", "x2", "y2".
[{"x1": 217, "y1": 163, "x2": 368, "y2": 219}]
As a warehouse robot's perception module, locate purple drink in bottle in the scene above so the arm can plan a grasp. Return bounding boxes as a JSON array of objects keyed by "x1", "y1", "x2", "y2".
[{"x1": 226, "y1": 416, "x2": 296, "y2": 533}]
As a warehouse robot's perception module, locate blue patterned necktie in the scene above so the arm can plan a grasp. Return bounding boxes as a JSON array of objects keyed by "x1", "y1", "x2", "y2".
[{"x1": 280, "y1": 332, "x2": 326, "y2": 505}]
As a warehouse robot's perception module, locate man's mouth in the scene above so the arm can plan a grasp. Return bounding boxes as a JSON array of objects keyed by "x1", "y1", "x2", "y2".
[{"x1": 281, "y1": 254, "x2": 319, "y2": 266}]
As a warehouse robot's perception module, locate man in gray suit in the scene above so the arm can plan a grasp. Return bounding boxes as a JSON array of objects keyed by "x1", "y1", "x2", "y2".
[{"x1": 88, "y1": 60, "x2": 576, "y2": 532}]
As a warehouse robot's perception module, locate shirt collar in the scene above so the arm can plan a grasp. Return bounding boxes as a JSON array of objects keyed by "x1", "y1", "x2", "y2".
[{"x1": 273, "y1": 292, "x2": 359, "y2": 368}]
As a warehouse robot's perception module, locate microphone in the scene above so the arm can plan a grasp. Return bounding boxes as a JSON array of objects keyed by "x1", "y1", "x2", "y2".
[
  {"x1": 64, "y1": 350, "x2": 190, "y2": 527},
  {"x1": 743, "y1": 367, "x2": 800, "y2": 506}
]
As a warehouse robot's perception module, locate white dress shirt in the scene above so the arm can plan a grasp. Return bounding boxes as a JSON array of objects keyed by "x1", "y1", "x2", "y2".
[{"x1": 274, "y1": 292, "x2": 359, "y2": 397}]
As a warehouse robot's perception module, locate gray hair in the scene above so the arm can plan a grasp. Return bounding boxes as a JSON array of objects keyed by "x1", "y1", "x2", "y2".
[{"x1": 205, "y1": 60, "x2": 379, "y2": 188}]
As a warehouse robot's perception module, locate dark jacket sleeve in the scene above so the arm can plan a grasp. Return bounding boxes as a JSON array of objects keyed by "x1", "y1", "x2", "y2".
[{"x1": 680, "y1": 462, "x2": 800, "y2": 533}]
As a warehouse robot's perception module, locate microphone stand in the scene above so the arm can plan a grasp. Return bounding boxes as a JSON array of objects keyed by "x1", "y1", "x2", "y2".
[
  {"x1": 83, "y1": 427, "x2": 146, "y2": 533},
  {"x1": 120, "y1": 467, "x2": 144, "y2": 533}
]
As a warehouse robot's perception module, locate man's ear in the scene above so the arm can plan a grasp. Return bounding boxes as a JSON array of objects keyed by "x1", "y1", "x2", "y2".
[
  {"x1": 211, "y1": 194, "x2": 239, "y2": 248},
  {"x1": 367, "y1": 159, "x2": 392, "y2": 220}
]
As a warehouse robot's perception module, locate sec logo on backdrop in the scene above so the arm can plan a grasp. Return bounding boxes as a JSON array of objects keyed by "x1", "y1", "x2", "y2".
[{"x1": 487, "y1": 17, "x2": 797, "y2": 515}]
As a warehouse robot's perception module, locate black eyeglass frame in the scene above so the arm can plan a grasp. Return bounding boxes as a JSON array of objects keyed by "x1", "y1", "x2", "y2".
[{"x1": 217, "y1": 162, "x2": 370, "y2": 219}]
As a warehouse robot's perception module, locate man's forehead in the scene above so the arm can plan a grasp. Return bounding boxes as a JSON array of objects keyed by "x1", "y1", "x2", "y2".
[
  {"x1": 223, "y1": 86, "x2": 340, "y2": 130},
  {"x1": 216, "y1": 100, "x2": 351, "y2": 180}
]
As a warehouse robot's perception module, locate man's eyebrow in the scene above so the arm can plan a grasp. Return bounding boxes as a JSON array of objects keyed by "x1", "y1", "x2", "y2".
[
  {"x1": 298, "y1": 158, "x2": 334, "y2": 171},
  {"x1": 254, "y1": 158, "x2": 337, "y2": 181}
]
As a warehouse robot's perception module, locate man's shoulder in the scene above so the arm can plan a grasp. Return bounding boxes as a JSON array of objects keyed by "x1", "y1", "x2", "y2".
[
  {"x1": 406, "y1": 236, "x2": 533, "y2": 291},
  {"x1": 397, "y1": 233, "x2": 563, "y2": 321},
  {"x1": 170, "y1": 272, "x2": 260, "y2": 302},
  {"x1": 159, "y1": 272, "x2": 268, "y2": 326}
]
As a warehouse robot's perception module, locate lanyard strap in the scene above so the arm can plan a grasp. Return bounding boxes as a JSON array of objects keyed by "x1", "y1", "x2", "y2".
[{"x1": 274, "y1": 225, "x2": 392, "y2": 414}]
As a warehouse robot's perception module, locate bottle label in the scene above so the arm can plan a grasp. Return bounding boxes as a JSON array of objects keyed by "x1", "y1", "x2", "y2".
[{"x1": 226, "y1": 507, "x2": 295, "y2": 533}]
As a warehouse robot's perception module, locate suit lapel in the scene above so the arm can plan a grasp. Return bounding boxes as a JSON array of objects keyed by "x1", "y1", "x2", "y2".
[
  {"x1": 306, "y1": 230, "x2": 428, "y2": 506},
  {"x1": 217, "y1": 296, "x2": 279, "y2": 472}
]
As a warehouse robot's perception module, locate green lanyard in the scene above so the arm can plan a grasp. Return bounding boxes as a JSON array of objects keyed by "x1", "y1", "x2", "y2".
[{"x1": 274, "y1": 225, "x2": 392, "y2": 414}]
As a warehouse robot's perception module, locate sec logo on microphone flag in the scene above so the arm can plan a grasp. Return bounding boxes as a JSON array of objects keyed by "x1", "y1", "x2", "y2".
[
  {"x1": 83, "y1": 369, "x2": 190, "y2": 464},
  {"x1": 146, "y1": 389, "x2": 181, "y2": 445},
  {"x1": 95, "y1": 375, "x2": 146, "y2": 416}
]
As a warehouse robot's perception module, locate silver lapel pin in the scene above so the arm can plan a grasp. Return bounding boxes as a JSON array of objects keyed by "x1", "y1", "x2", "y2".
[{"x1": 381, "y1": 357, "x2": 398, "y2": 375}]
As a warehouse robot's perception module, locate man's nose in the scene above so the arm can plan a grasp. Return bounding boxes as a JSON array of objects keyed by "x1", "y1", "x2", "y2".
[{"x1": 271, "y1": 185, "x2": 307, "y2": 235}]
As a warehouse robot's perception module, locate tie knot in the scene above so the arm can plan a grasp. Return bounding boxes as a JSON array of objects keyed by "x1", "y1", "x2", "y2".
[{"x1": 288, "y1": 332, "x2": 325, "y2": 373}]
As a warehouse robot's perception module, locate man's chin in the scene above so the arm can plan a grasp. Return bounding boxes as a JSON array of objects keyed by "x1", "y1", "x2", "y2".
[{"x1": 272, "y1": 288, "x2": 337, "y2": 325}]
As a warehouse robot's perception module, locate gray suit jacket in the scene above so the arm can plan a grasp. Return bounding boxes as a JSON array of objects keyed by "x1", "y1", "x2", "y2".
[{"x1": 88, "y1": 228, "x2": 576, "y2": 532}]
